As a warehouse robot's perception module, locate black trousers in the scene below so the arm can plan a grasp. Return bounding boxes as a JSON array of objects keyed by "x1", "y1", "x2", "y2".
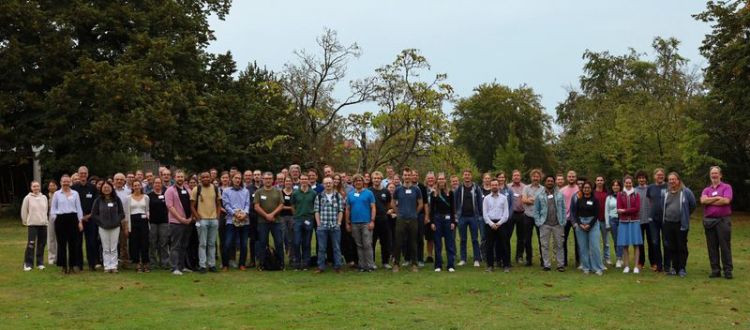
[
  {"x1": 638, "y1": 222, "x2": 654, "y2": 267},
  {"x1": 704, "y1": 217, "x2": 733, "y2": 274},
  {"x1": 372, "y1": 216, "x2": 392, "y2": 265},
  {"x1": 563, "y1": 221, "x2": 580, "y2": 267},
  {"x1": 485, "y1": 222, "x2": 509, "y2": 268},
  {"x1": 24, "y1": 225, "x2": 47, "y2": 267},
  {"x1": 82, "y1": 220, "x2": 101, "y2": 269},
  {"x1": 129, "y1": 215, "x2": 150, "y2": 264},
  {"x1": 185, "y1": 224, "x2": 199, "y2": 270},
  {"x1": 340, "y1": 222, "x2": 358, "y2": 264},
  {"x1": 55, "y1": 213, "x2": 82, "y2": 269},
  {"x1": 513, "y1": 212, "x2": 530, "y2": 262},
  {"x1": 664, "y1": 221, "x2": 688, "y2": 272}
]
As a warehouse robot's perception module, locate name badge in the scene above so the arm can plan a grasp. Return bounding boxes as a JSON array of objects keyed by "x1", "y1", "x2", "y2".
[
  {"x1": 445, "y1": 215, "x2": 451, "y2": 220},
  {"x1": 405, "y1": 189, "x2": 412, "y2": 194},
  {"x1": 547, "y1": 194, "x2": 554, "y2": 199},
  {"x1": 107, "y1": 202, "x2": 114, "y2": 207},
  {"x1": 284, "y1": 196, "x2": 291, "y2": 200},
  {"x1": 513, "y1": 193, "x2": 520, "y2": 197},
  {"x1": 381, "y1": 194, "x2": 386, "y2": 198},
  {"x1": 304, "y1": 220, "x2": 311, "y2": 226},
  {"x1": 586, "y1": 200, "x2": 593, "y2": 206},
  {"x1": 711, "y1": 191, "x2": 718, "y2": 196},
  {"x1": 354, "y1": 193, "x2": 360, "y2": 197},
  {"x1": 252, "y1": 194, "x2": 255, "y2": 198},
  {"x1": 141, "y1": 214, "x2": 147, "y2": 219},
  {"x1": 181, "y1": 189, "x2": 187, "y2": 195},
  {"x1": 261, "y1": 195, "x2": 267, "y2": 200},
  {"x1": 86, "y1": 193, "x2": 93, "y2": 199},
  {"x1": 293, "y1": 185, "x2": 299, "y2": 190},
  {"x1": 158, "y1": 195, "x2": 164, "y2": 200}
]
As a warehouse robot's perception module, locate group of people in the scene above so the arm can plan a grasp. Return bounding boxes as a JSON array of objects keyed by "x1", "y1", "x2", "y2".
[{"x1": 19, "y1": 164, "x2": 734, "y2": 279}]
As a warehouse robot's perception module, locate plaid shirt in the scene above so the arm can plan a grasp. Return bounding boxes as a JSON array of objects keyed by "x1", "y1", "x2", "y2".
[{"x1": 314, "y1": 192, "x2": 343, "y2": 229}]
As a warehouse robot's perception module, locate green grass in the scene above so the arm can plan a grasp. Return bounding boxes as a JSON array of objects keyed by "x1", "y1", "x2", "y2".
[{"x1": 0, "y1": 211, "x2": 748, "y2": 329}]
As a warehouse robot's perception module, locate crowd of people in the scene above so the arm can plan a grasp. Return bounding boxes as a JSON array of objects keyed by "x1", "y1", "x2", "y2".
[{"x1": 18, "y1": 164, "x2": 734, "y2": 279}]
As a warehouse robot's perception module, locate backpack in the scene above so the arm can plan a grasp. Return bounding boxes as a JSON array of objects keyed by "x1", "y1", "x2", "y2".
[
  {"x1": 263, "y1": 246, "x2": 282, "y2": 271},
  {"x1": 196, "y1": 184, "x2": 220, "y2": 203}
]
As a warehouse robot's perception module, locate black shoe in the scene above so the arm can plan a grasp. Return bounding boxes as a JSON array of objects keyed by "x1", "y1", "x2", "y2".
[
  {"x1": 557, "y1": 267, "x2": 566, "y2": 272},
  {"x1": 724, "y1": 272, "x2": 733, "y2": 280},
  {"x1": 209, "y1": 266, "x2": 218, "y2": 273},
  {"x1": 543, "y1": 267, "x2": 551, "y2": 271},
  {"x1": 709, "y1": 272, "x2": 722, "y2": 278},
  {"x1": 199, "y1": 267, "x2": 207, "y2": 274},
  {"x1": 425, "y1": 256, "x2": 434, "y2": 263},
  {"x1": 525, "y1": 262, "x2": 532, "y2": 267}
]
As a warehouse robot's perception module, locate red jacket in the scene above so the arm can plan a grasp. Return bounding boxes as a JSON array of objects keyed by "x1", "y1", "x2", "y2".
[{"x1": 616, "y1": 191, "x2": 640, "y2": 222}]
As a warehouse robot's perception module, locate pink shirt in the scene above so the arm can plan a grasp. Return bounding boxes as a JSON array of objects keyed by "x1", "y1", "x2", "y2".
[
  {"x1": 560, "y1": 185, "x2": 579, "y2": 221},
  {"x1": 165, "y1": 183, "x2": 190, "y2": 224},
  {"x1": 702, "y1": 182, "x2": 732, "y2": 218}
]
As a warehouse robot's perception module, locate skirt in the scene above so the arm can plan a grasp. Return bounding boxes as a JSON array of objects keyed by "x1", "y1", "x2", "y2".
[{"x1": 617, "y1": 221, "x2": 643, "y2": 246}]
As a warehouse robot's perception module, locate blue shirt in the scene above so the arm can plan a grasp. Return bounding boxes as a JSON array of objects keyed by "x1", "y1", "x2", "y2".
[
  {"x1": 347, "y1": 189, "x2": 375, "y2": 223},
  {"x1": 50, "y1": 189, "x2": 83, "y2": 221},
  {"x1": 222, "y1": 186, "x2": 250, "y2": 225},
  {"x1": 394, "y1": 184, "x2": 422, "y2": 219}
]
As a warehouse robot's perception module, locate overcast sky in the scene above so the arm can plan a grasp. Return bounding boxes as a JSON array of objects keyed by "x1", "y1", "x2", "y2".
[{"x1": 206, "y1": 1, "x2": 711, "y2": 122}]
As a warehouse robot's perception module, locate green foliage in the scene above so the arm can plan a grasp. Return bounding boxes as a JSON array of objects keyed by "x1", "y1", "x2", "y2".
[{"x1": 492, "y1": 123, "x2": 526, "y2": 174}]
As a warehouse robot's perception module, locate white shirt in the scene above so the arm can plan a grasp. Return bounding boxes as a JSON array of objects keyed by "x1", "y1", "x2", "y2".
[{"x1": 482, "y1": 192, "x2": 509, "y2": 226}]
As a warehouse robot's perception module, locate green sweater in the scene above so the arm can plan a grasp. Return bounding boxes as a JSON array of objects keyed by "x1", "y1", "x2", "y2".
[{"x1": 291, "y1": 188, "x2": 317, "y2": 220}]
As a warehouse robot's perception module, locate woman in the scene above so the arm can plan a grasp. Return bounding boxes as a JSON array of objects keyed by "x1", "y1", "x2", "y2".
[
  {"x1": 21, "y1": 181, "x2": 49, "y2": 271},
  {"x1": 333, "y1": 174, "x2": 356, "y2": 267},
  {"x1": 218, "y1": 171, "x2": 231, "y2": 267},
  {"x1": 222, "y1": 173, "x2": 250, "y2": 271},
  {"x1": 148, "y1": 177, "x2": 170, "y2": 269},
  {"x1": 392, "y1": 175, "x2": 401, "y2": 188},
  {"x1": 188, "y1": 176, "x2": 198, "y2": 191},
  {"x1": 126, "y1": 180, "x2": 150, "y2": 272},
  {"x1": 481, "y1": 173, "x2": 492, "y2": 196},
  {"x1": 604, "y1": 180, "x2": 624, "y2": 268},
  {"x1": 387, "y1": 182, "x2": 398, "y2": 265},
  {"x1": 46, "y1": 180, "x2": 59, "y2": 265},
  {"x1": 571, "y1": 182, "x2": 604, "y2": 275},
  {"x1": 50, "y1": 175, "x2": 84, "y2": 274},
  {"x1": 430, "y1": 173, "x2": 456, "y2": 272},
  {"x1": 91, "y1": 181, "x2": 125, "y2": 273},
  {"x1": 280, "y1": 176, "x2": 295, "y2": 261},
  {"x1": 617, "y1": 175, "x2": 642, "y2": 274}
]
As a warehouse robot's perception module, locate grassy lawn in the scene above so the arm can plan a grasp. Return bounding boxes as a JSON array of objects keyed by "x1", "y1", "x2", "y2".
[{"x1": 0, "y1": 211, "x2": 747, "y2": 329}]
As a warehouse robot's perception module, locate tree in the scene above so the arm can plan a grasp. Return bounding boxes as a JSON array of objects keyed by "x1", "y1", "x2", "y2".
[
  {"x1": 492, "y1": 123, "x2": 526, "y2": 173},
  {"x1": 453, "y1": 83, "x2": 554, "y2": 173},
  {"x1": 694, "y1": 0, "x2": 750, "y2": 209}
]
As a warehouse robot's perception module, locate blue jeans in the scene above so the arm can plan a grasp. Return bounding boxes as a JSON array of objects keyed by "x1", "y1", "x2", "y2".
[
  {"x1": 223, "y1": 224, "x2": 248, "y2": 267},
  {"x1": 609, "y1": 217, "x2": 623, "y2": 259},
  {"x1": 257, "y1": 221, "x2": 285, "y2": 268},
  {"x1": 317, "y1": 227, "x2": 342, "y2": 270},
  {"x1": 458, "y1": 215, "x2": 480, "y2": 262},
  {"x1": 293, "y1": 219, "x2": 313, "y2": 269},
  {"x1": 576, "y1": 220, "x2": 604, "y2": 272},
  {"x1": 433, "y1": 214, "x2": 456, "y2": 269},
  {"x1": 600, "y1": 220, "x2": 610, "y2": 261},
  {"x1": 197, "y1": 219, "x2": 219, "y2": 268},
  {"x1": 649, "y1": 219, "x2": 669, "y2": 271}
]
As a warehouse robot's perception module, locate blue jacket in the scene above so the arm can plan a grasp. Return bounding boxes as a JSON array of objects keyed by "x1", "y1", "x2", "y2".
[
  {"x1": 454, "y1": 183, "x2": 484, "y2": 217},
  {"x1": 533, "y1": 189, "x2": 566, "y2": 227},
  {"x1": 498, "y1": 186, "x2": 514, "y2": 213},
  {"x1": 661, "y1": 187, "x2": 696, "y2": 231}
]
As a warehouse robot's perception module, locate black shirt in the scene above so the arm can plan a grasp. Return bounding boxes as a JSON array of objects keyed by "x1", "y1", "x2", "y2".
[
  {"x1": 370, "y1": 187, "x2": 392, "y2": 218},
  {"x1": 148, "y1": 190, "x2": 169, "y2": 224},
  {"x1": 72, "y1": 183, "x2": 98, "y2": 215},
  {"x1": 430, "y1": 190, "x2": 456, "y2": 224},
  {"x1": 461, "y1": 185, "x2": 475, "y2": 217},
  {"x1": 574, "y1": 193, "x2": 599, "y2": 224},
  {"x1": 281, "y1": 189, "x2": 294, "y2": 216}
]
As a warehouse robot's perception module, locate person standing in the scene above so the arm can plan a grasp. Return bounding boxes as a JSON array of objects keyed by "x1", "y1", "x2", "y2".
[
  {"x1": 482, "y1": 179, "x2": 510, "y2": 272},
  {"x1": 72, "y1": 166, "x2": 100, "y2": 271},
  {"x1": 391, "y1": 168, "x2": 424, "y2": 272},
  {"x1": 125, "y1": 180, "x2": 150, "y2": 272},
  {"x1": 593, "y1": 176, "x2": 609, "y2": 266},
  {"x1": 191, "y1": 172, "x2": 221, "y2": 273},
  {"x1": 166, "y1": 170, "x2": 193, "y2": 275},
  {"x1": 534, "y1": 175, "x2": 567, "y2": 272},
  {"x1": 90, "y1": 182, "x2": 125, "y2": 273},
  {"x1": 454, "y1": 169, "x2": 483, "y2": 267},
  {"x1": 370, "y1": 171, "x2": 393, "y2": 270},
  {"x1": 522, "y1": 169, "x2": 544, "y2": 266},
  {"x1": 571, "y1": 182, "x2": 604, "y2": 275},
  {"x1": 560, "y1": 170, "x2": 580, "y2": 268},
  {"x1": 291, "y1": 174, "x2": 316, "y2": 270},
  {"x1": 605, "y1": 180, "x2": 624, "y2": 268},
  {"x1": 46, "y1": 180, "x2": 59, "y2": 266},
  {"x1": 21, "y1": 181, "x2": 49, "y2": 271},
  {"x1": 244, "y1": 170, "x2": 259, "y2": 268},
  {"x1": 113, "y1": 173, "x2": 132, "y2": 268},
  {"x1": 222, "y1": 173, "x2": 250, "y2": 271},
  {"x1": 50, "y1": 175, "x2": 84, "y2": 274},
  {"x1": 423, "y1": 171, "x2": 437, "y2": 264},
  {"x1": 662, "y1": 172, "x2": 696, "y2": 277},
  {"x1": 279, "y1": 177, "x2": 295, "y2": 263},
  {"x1": 617, "y1": 176, "x2": 642, "y2": 274},
  {"x1": 429, "y1": 173, "x2": 456, "y2": 272},
  {"x1": 314, "y1": 177, "x2": 345, "y2": 273},
  {"x1": 635, "y1": 171, "x2": 654, "y2": 271},
  {"x1": 700, "y1": 166, "x2": 733, "y2": 279},
  {"x1": 254, "y1": 172, "x2": 285, "y2": 271},
  {"x1": 346, "y1": 174, "x2": 376, "y2": 272},
  {"x1": 646, "y1": 168, "x2": 668, "y2": 272},
  {"x1": 509, "y1": 170, "x2": 527, "y2": 265},
  {"x1": 148, "y1": 177, "x2": 170, "y2": 269}
]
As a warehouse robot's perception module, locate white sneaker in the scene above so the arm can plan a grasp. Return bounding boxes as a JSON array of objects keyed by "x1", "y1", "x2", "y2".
[
  {"x1": 384, "y1": 264, "x2": 392, "y2": 270},
  {"x1": 605, "y1": 259, "x2": 612, "y2": 265},
  {"x1": 603, "y1": 265, "x2": 608, "y2": 270},
  {"x1": 473, "y1": 261, "x2": 480, "y2": 267},
  {"x1": 448, "y1": 268, "x2": 455, "y2": 272},
  {"x1": 633, "y1": 267, "x2": 640, "y2": 274},
  {"x1": 583, "y1": 270, "x2": 590, "y2": 275},
  {"x1": 577, "y1": 265, "x2": 583, "y2": 270},
  {"x1": 615, "y1": 260, "x2": 622, "y2": 268},
  {"x1": 457, "y1": 261, "x2": 466, "y2": 266},
  {"x1": 434, "y1": 268, "x2": 441, "y2": 272},
  {"x1": 172, "y1": 270, "x2": 183, "y2": 276},
  {"x1": 23, "y1": 265, "x2": 32, "y2": 271},
  {"x1": 372, "y1": 265, "x2": 378, "y2": 270},
  {"x1": 181, "y1": 268, "x2": 193, "y2": 273},
  {"x1": 623, "y1": 266, "x2": 630, "y2": 274},
  {"x1": 37, "y1": 265, "x2": 45, "y2": 270},
  {"x1": 595, "y1": 270, "x2": 603, "y2": 276}
]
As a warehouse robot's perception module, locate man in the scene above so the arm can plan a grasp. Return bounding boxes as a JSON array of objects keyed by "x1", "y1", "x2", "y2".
[
  {"x1": 454, "y1": 169, "x2": 483, "y2": 267},
  {"x1": 700, "y1": 166, "x2": 733, "y2": 280},
  {"x1": 291, "y1": 174, "x2": 316, "y2": 270},
  {"x1": 634, "y1": 171, "x2": 653, "y2": 270},
  {"x1": 450, "y1": 175, "x2": 460, "y2": 191},
  {"x1": 275, "y1": 172, "x2": 286, "y2": 189},
  {"x1": 555, "y1": 174, "x2": 565, "y2": 190},
  {"x1": 509, "y1": 170, "x2": 527, "y2": 265},
  {"x1": 391, "y1": 167, "x2": 424, "y2": 272},
  {"x1": 209, "y1": 168, "x2": 218, "y2": 183},
  {"x1": 252, "y1": 170, "x2": 263, "y2": 189},
  {"x1": 522, "y1": 169, "x2": 544, "y2": 266},
  {"x1": 370, "y1": 171, "x2": 393, "y2": 269},
  {"x1": 662, "y1": 172, "x2": 696, "y2": 277},
  {"x1": 423, "y1": 171, "x2": 436, "y2": 263},
  {"x1": 323, "y1": 165, "x2": 334, "y2": 178},
  {"x1": 593, "y1": 176, "x2": 610, "y2": 265},
  {"x1": 413, "y1": 170, "x2": 429, "y2": 267},
  {"x1": 289, "y1": 164, "x2": 302, "y2": 190},
  {"x1": 160, "y1": 168, "x2": 173, "y2": 188},
  {"x1": 135, "y1": 170, "x2": 145, "y2": 186},
  {"x1": 308, "y1": 169, "x2": 323, "y2": 193},
  {"x1": 113, "y1": 173, "x2": 132, "y2": 266},
  {"x1": 381, "y1": 165, "x2": 395, "y2": 189},
  {"x1": 254, "y1": 172, "x2": 285, "y2": 270},
  {"x1": 144, "y1": 171, "x2": 155, "y2": 193},
  {"x1": 125, "y1": 172, "x2": 135, "y2": 190},
  {"x1": 483, "y1": 179, "x2": 510, "y2": 272},
  {"x1": 314, "y1": 177, "x2": 344, "y2": 273},
  {"x1": 244, "y1": 170, "x2": 259, "y2": 268},
  {"x1": 646, "y1": 168, "x2": 668, "y2": 272},
  {"x1": 560, "y1": 170, "x2": 580, "y2": 268},
  {"x1": 346, "y1": 174, "x2": 376, "y2": 272},
  {"x1": 533, "y1": 175, "x2": 567, "y2": 271},
  {"x1": 191, "y1": 172, "x2": 221, "y2": 273},
  {"x1": 165, "y1": 170, "x2": 193, "y2": 275},
  {"x1": 72, "y1": 165, "x2": 100, "y2": 271}
]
